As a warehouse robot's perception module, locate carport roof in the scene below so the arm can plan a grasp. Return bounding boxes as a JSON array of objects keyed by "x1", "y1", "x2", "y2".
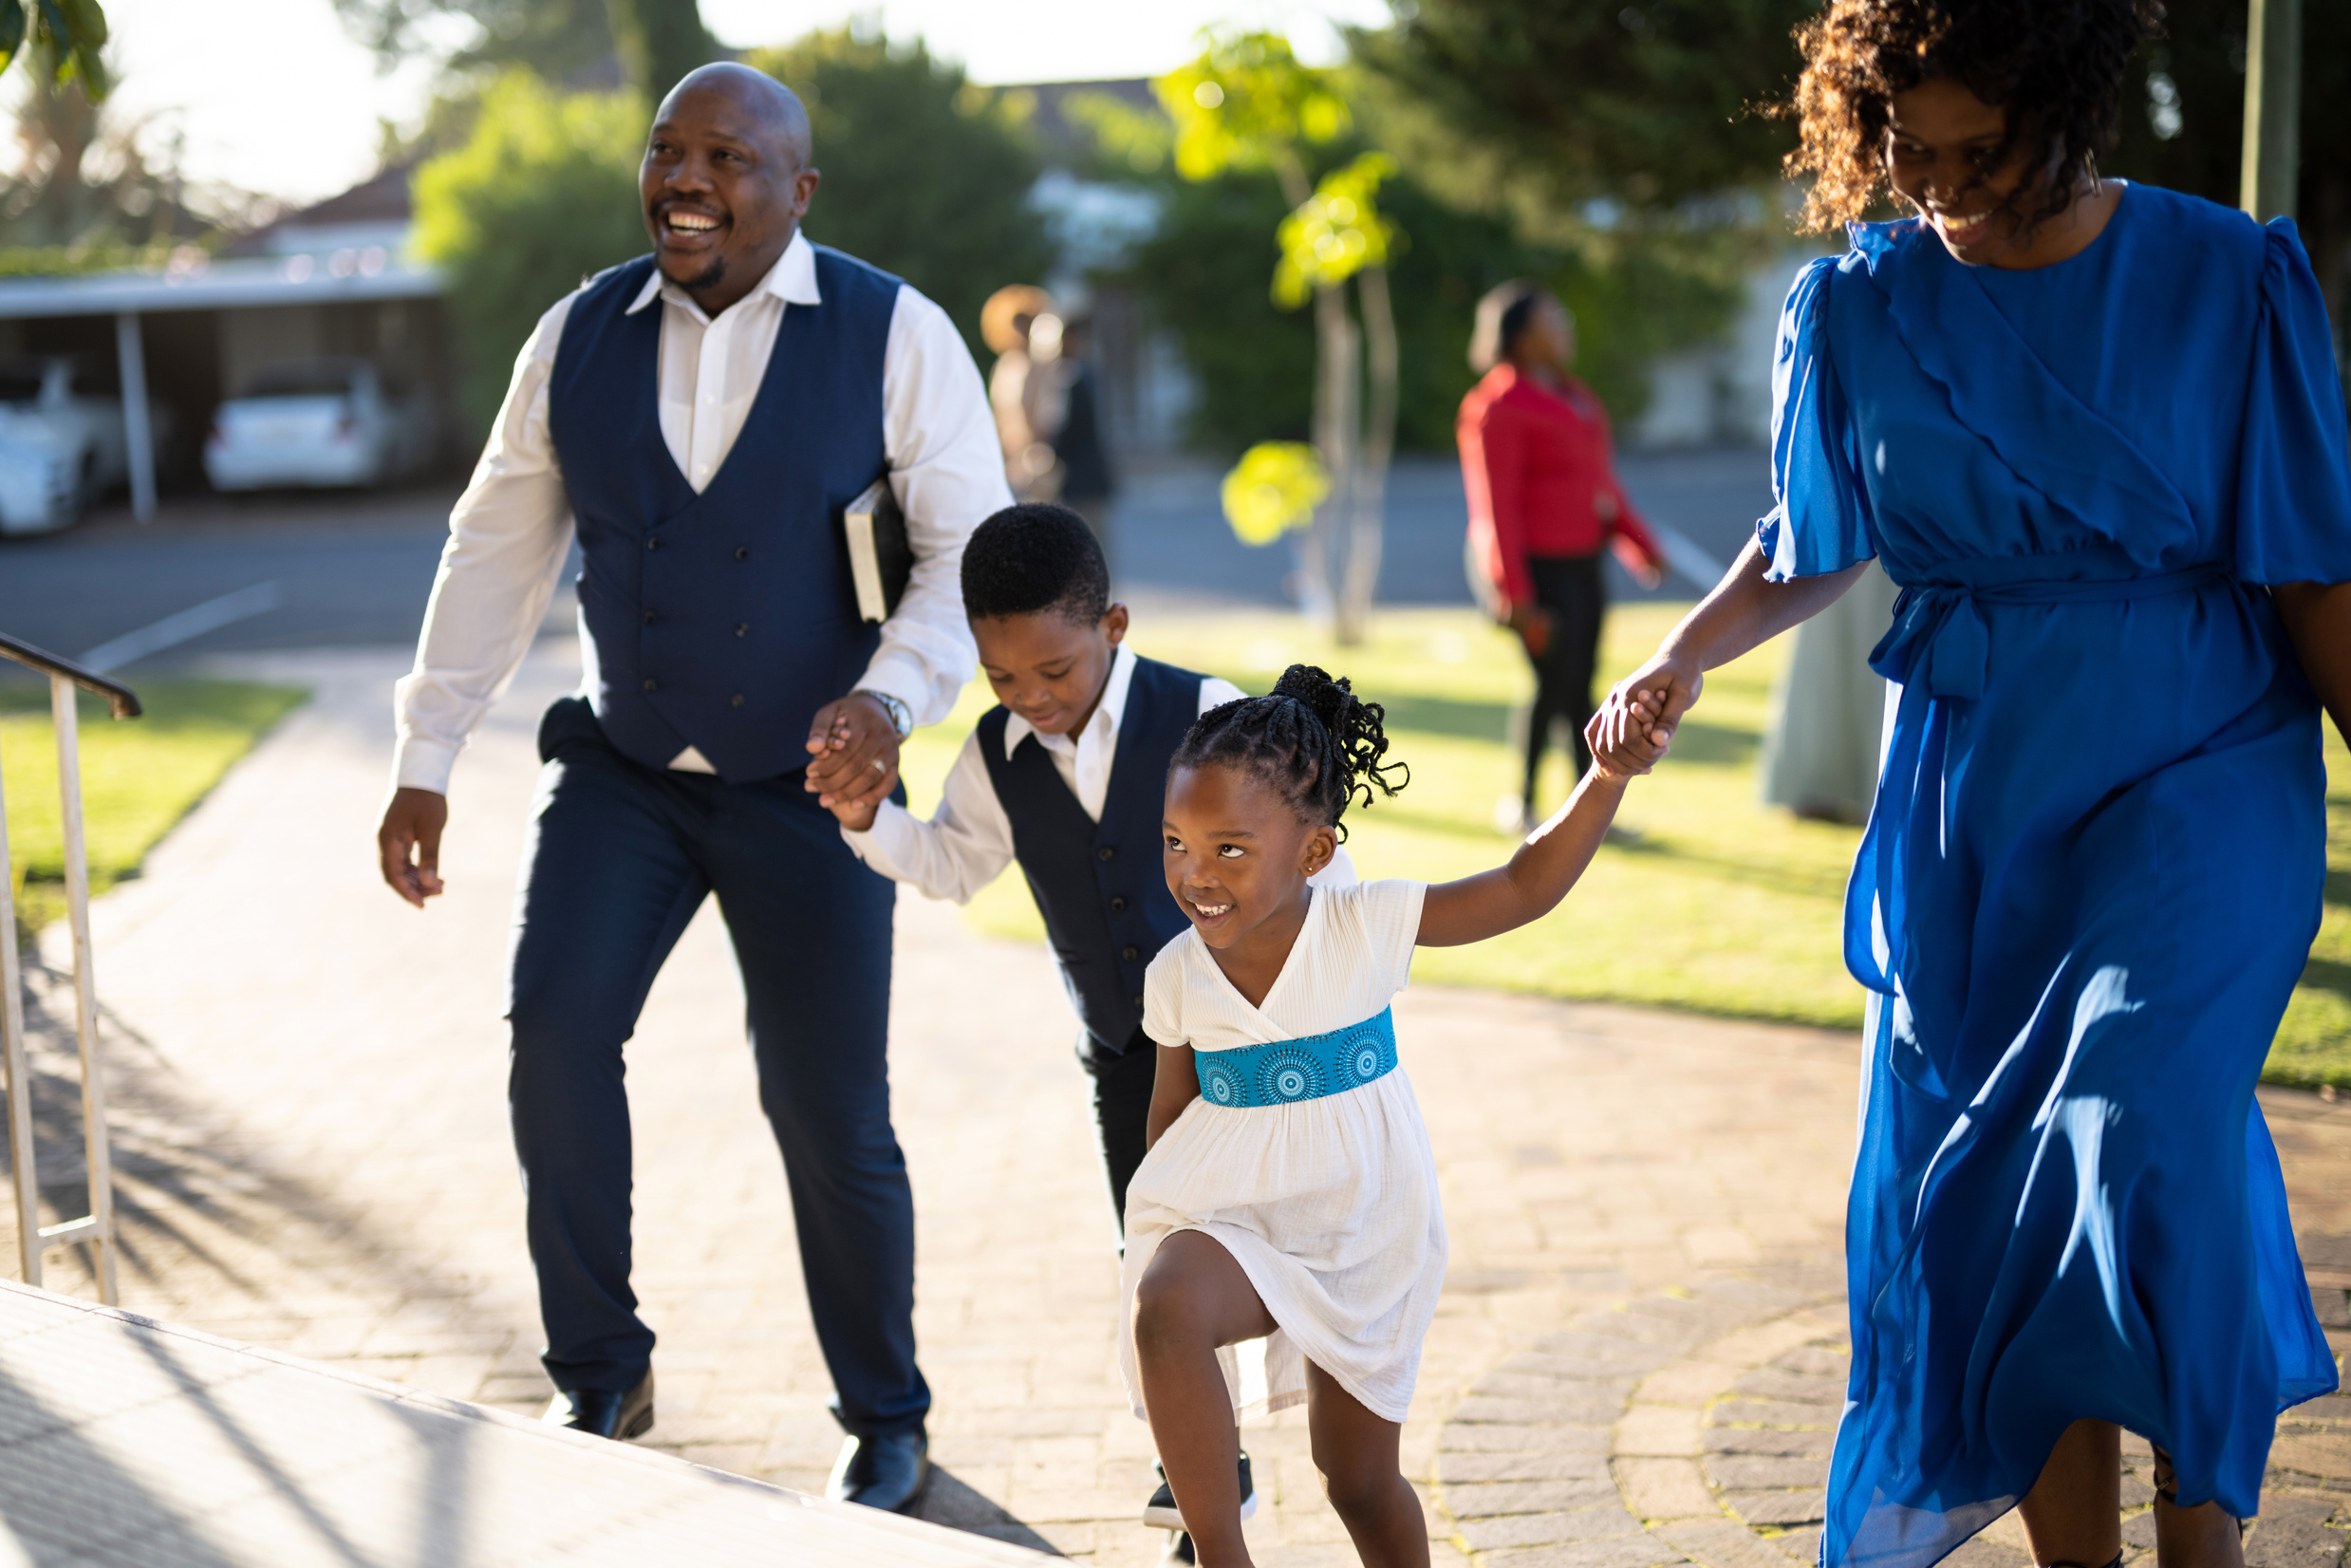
[{"x1": 0, "y1": 253, "x2": 443, "y2": 321}]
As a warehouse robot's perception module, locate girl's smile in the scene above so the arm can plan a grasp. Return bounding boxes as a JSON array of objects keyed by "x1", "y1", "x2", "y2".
[{"x1": 1162, "y1": 760, "x2": 1336, "y2": 1006}]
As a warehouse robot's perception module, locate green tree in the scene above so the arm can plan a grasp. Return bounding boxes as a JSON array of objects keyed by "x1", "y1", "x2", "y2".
[
  {"x1": 1151, "y1": 30, "x2": 1401, "y2": 642},
  {"x1": 743, "y1": 28, "x2": 1052, "y2": 359},
  {"x1": 412, "y1": 72, "x2": 647, "y2": 430},
  {"x1": 606, "y1": 0, "x2": 717, "y2": 102},
  {"x1": 0, "y1": 0, "x2": 107, "y2": 99},
  {"x1": 2103, "y1": 0, "x2": 2351, "y2": 347},
  {"x1": 1347, "y1": 0, "x2": 1812, "y2": 217}
]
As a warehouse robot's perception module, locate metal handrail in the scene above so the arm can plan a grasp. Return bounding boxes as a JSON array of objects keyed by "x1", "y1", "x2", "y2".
[
  {"x1": 0, "y1": 633, "x2": 139, "y2": 1304},
  {"x1": 0, "y1": 634, "x2": 140, "y2": 719}
]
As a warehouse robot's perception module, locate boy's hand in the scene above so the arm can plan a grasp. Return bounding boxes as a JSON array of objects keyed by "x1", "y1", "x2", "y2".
[
  {"x1": 805, "y1": 692, "x2": 901, "y2": 812},
  {"x1": 828, "y1": 791, "x2": 883, "y2": 832}
]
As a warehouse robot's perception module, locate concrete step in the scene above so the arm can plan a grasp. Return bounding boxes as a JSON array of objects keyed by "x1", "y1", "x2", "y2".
[{"x1": 0, "y1": 1278, "x2": 1048, "y2": 1567}]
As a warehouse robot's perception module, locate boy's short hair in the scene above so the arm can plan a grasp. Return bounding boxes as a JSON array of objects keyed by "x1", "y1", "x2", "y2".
[{"x1": 961, "y1": 503, "x2": 1110, "y2": 625}]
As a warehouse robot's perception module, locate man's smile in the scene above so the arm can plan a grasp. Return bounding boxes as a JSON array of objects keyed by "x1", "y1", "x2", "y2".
[{"x1": 657, "y1": 204, "x2": 728, "y2": 244}]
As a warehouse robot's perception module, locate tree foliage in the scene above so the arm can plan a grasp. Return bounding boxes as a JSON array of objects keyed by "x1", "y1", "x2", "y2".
[
  {"x1": 744, "y1": 28, "x2": 1053, "y2": 359},
  {"x1": 1348, "y1": 0, "x2": 1812, "y2": 214},
  {"x1": 412, "y1": 73, "x2": 647, "y2": 431},
  {"x1": 2103, "y1": 0, "x2": 2351, "y2": 334},
  {"x1": 0, "y1": 0, "x2": 107, "y2": 99}
]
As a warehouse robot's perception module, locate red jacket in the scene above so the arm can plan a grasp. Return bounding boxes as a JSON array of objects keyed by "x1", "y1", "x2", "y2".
[{"x1": 1457, "y1": 364, "x2": 1662, "y2": 608}]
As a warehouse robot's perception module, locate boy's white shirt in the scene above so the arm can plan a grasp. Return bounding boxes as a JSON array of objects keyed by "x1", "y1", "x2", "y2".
[{"x1": 844, "y1": 644, "x2": 1357, "y2": 902}]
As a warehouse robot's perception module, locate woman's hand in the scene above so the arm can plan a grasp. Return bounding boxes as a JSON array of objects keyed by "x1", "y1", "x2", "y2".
[
  {"x1": 1589, "y1": 647, "x2": 1701, "y2": 775},
  {"x1": 1506, "y1": 602, "x2": 1553, "y2": 660}
]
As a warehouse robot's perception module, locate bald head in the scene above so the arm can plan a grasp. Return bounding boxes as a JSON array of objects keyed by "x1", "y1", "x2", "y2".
[
  {"x1": 659, "y1": 63, "x2": 812, "y2": 168},
  {"x1": 642, "y1": 63, "x2": 823, "y2": 314}
]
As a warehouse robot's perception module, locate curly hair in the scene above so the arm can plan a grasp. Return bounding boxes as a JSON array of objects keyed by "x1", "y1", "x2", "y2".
[
  {"x1": 960, "y1": 502, "x2": 1109, "y2": 625},
  {"x1": 1172, "y1": 664, "x2": 1409, "y2": 841},
  {"x1": 1783, "y1": 0, "x2": 2162, "y2": 234}
]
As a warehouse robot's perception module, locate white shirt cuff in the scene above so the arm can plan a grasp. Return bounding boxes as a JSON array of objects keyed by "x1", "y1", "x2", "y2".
[
  {"x1": 392, "y1": 736, "x2": 461, "y2": 796},
  {"x1": 842, "y1": 797, "x2": 918, "y2": 875}
]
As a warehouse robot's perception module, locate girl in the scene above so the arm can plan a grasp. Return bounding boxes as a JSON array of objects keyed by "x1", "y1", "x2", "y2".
[
  {"x1": 1591, "y1": 4, "x2": 2351, "y2": 1567},
  {"x1": 1122, "y1": 663, "x2": 1632, "y2": 1567}
]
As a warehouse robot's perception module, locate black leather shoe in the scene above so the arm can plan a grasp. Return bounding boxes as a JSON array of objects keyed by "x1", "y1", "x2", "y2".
[
  {"x1": 828, "y1": 1430, "x2": 930, "y2": 1513},
  {"x1": 542, "y1": 1372, "x2": 655, "y2": 1440}
]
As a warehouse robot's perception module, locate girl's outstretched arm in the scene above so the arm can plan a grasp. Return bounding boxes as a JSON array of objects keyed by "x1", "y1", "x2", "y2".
[
  {"x1": 1144, "y1": 1044, "x2": 1202, "y2": 1151},
  {"x1": 1417, "y1": 767, "x2": 1631, "y2": 946}
]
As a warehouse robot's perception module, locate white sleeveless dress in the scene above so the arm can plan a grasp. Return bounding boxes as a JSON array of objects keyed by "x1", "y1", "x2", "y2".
[{"x1": 1118, "y1": 879, "x2": 1446, "y2": 1424}]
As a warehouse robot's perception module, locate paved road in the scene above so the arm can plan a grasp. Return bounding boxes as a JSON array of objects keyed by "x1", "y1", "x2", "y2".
[
  {"x1": 6, "y1": 635, "x2": 2344, "y2": 1566},
  {"x1": 0, "y1": 453, "x2": 1774, "y2": 673}
]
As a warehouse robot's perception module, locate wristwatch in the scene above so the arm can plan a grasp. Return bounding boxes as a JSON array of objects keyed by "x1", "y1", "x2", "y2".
[{"x1": 860, "y1": 689, "x2": 912, "y2": 738}]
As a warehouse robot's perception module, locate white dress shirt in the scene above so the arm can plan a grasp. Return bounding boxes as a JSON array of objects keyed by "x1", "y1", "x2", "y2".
[
  {"x1": 392, "y1": 232, "x2": 1013, "y2": 793},
  {"x1": 846, "y1": 645, "x2": 1357, "y2": 902}
]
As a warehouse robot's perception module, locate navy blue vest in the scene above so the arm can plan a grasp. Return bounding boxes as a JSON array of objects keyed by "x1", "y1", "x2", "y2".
[
  {"x1": 548, "y1": 249, "x2": 899, "y2": 782},
  {"x1": 979, "y1": 656, "x2": 1201, "y2": 1055}
]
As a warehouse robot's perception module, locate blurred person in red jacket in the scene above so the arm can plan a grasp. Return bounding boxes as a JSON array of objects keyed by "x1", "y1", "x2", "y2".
[{"x1": 1459, "y1": 280, "x2": 1664, "y2": 834}]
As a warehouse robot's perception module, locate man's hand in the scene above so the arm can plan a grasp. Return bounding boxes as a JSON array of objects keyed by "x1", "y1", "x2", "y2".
[
  {"x1": 1507, "y1": 603, "x2": 1553, "y2": 661},
  {"x1": 377, "y1": 786, "x2": 449, "y2": 908},
  {"x1": 1587, "y1": 649, "x2": 1700, "y2": 776},
  {"x1": 806, "y1": 692, "x2": 901, "y2": 814}
]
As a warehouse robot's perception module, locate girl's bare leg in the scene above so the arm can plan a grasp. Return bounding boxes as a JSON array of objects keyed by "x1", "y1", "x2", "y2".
[
  {"x1": 1133, "y1": 1231, "x2": 1278, "y2": 1567},
  {"x1": 2017, "y1": 1419, "x2": 2121, "y2": 1566},
  {"x1": 1305, "y1": 1363, "x2": 1430, "y2": 1568}
]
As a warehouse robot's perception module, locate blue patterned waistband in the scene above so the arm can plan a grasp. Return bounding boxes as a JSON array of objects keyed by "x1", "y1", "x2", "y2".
[{"x1": 1194, "y1": 1008, "x2": 1398, "y2": 1109}]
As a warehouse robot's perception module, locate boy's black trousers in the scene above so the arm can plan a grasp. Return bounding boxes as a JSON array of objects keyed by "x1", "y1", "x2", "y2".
[{"x1": 1078, "y1": 1031, "x2": 1161, "y2": 1248}]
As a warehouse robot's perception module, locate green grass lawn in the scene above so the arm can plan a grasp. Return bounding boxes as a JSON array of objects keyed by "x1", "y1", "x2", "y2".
[
  {"x1": 900, "y1": 602, "x2": 2351, "y2": 1089},
  {"x1": 1, "y1": 679, "x2": 308, "y2": 939}
]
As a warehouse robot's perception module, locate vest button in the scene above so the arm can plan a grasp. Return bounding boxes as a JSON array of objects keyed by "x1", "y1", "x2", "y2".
[
  {"x1": 643, "y1": 609, "x2": 657, "y2": 624},
  {"x1": 1110, "y1": 896, "x2": 1126, "y2": 912},
  {"x1": 642, "y1": 678, "x2": 658, "y2": 692},
  {"x1": 1133, "y1": 995, "x2": 1145, "y2": 1010},
  {"x1": 730, "y1": 693, "x2": 745, "y2": 708},
  {"x1": 735, "y1": 623, "x2": 748, "y2": 637},
  {"x1": 734, "y1": 546, "x2": 750, "y2": 561},
  {"x1": 645, "y1": 537, "x2": 661, "y2": 551},
  {"x1": 1121, "y1": 945, "x2": 1139, "y2": 961},
  {"x1": 1096, "y1": 847, "x2": 1114, "y2": 862}
]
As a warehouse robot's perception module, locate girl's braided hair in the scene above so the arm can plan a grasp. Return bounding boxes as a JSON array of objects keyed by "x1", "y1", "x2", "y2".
[{"x1": 1172, "y1": 664, "x2": 1408, "y2": 841}]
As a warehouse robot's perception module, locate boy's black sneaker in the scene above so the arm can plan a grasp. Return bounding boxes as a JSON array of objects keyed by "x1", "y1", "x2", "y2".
[{"x1": 1143, "y1": 1451, "x2": 1254, "y2": 1531}]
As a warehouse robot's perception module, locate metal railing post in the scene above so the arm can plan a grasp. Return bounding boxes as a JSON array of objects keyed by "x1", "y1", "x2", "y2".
[
  {"x1": 0, "y1": 748, "x2": 39, "y2": 1289},
  {"x1": 0, "y1": 634, "x2": 139, "y2": 1304},
  {"x1": 47, "y1": 677, "x2": 118, "y2": 1303}
]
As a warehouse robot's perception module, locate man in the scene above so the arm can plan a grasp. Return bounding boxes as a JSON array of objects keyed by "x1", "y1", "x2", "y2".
[{"x1": 374, "y1": 64, "x2": 1008, "y2": 1514}]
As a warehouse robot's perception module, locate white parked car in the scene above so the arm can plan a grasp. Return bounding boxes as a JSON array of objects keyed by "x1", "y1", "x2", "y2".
[
  {"x1": 204, "y1": 358, "x2": 435, "y2": 492},
  {"x1": 0, "y1": 357, "x2": 149, "y2": 537}
]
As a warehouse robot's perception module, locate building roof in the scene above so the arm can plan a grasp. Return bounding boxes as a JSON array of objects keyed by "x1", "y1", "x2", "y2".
[{"x1": 0, "y1": 252, "x2": 442, "y2": 321}]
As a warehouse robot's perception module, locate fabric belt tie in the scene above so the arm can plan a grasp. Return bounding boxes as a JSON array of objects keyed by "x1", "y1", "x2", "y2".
[
  {"x1": 1194, "y1": 1008, "x2": 1398, "y2": 1110},
  {"x1": 1868, "y1": 562, "x2": 2233, "y2": 700}
]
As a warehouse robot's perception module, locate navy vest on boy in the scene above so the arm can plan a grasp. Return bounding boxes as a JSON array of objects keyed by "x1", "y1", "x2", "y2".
[
  {"x1": 548, "y1": 249, "x2": 899, "y2": 783},
  {"x1": 979, "y1": 656, "x2": 1199, "y2": 1056}
]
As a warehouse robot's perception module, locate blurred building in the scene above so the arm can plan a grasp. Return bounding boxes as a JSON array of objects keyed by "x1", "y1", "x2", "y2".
[{"x1": 0, "y1": 166, "x2": 456, "y2": 517}]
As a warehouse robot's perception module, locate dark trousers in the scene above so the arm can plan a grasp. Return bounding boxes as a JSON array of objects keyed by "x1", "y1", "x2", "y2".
[
  {"x1": 1522, "y1": 553, "x2": 1608, "y2": 807},
  {"x1": 506, "y1": 697, "x2": 928, "y2": 1438},
  {"x1": 1077, "y1": 1032, "x2": 1159, "y2": 1248}
]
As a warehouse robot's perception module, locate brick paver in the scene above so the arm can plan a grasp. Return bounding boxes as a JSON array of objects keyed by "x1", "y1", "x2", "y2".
[{"x1": 4, "y1": 640, "x2": 2345, "y2": 1565}]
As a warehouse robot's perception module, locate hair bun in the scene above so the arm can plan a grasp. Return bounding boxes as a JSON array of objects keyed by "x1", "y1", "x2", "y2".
[{"x1": 1270, "y1": 663, "x2": 1353, "y2": 733}]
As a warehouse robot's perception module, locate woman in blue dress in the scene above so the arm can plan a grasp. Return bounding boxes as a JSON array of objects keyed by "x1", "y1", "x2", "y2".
[{"x1": 1588, "y1": 5, "x2": 2351, "y2": 1568}]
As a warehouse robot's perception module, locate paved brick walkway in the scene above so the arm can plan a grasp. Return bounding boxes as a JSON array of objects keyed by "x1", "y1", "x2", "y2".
[{"x1": 4, "y1": 643, "x2": 2345, "y2": 1565}]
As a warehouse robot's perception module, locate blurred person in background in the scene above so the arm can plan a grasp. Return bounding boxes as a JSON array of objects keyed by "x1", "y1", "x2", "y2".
[
  {"x1": 1045, "y1": 311, "x2": 1118, "y2": 580},
  {"x1": 983, "y1": 283, "x2": 1057, "y2": 500},
  {"x1": 982, "y1": 285, "x2": 1118, "y2": 577},
  {"x1": 1458, "y1": 280, "x2": 1663, "y2": 835}
]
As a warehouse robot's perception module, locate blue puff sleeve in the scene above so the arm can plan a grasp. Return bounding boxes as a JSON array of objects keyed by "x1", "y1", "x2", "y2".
[
  {"x1": 2234, "y1": 218, "x2": 2351, "y2": 585},
  {"x1": 1757, "y1": 254, "x2": 1875, "y2": 580}
]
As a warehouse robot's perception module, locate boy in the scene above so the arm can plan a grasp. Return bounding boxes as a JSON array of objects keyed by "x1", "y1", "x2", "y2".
[{"x1": 823, "y1": 503, "x2": 1352, "y2": 1555}]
